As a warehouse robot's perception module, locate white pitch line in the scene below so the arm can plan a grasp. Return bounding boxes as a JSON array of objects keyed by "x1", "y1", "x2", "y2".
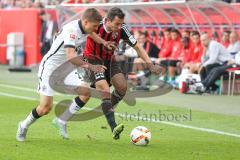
[
  {"x1": 0, "y1": 84, "x2": 64, "y2": 96},
  {"x1": 0, "y1": 91, "x2": 240, "y2": 138}
]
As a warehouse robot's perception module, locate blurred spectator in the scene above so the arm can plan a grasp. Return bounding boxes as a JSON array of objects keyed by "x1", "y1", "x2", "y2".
[
  {"x1": 40, "y1": 13, "x2": 58, "y2": 56},
  {"x1": 182, "y1": 30, "x2": 191, "y2": 38},
  {"x1": 182, "y1": 29, "x2": 192, "y2": 49},
  {"x1": 140, "y1": 31, "x2": 159, "y2": 59},
  {"x1": 221, "y1": 30, "x2": 230, "y2": 48},
  {"x1": 212, "y1": 31, "x2": 220, "y2": 42},
  {"x1": 188, "y1": 30, "x2": 203, "y2": 73},
  {"x1": 167, "y1": 28, "x2": 182, "y2": 84},
  {"x1": 157, "y1": 28, "x2": 173, "y2": 81},
  {"x1": 132, "y1": 31, "x2": 160, "y2": 72},
  {"x1": 24, "y1": 0, "x2": 34, "y2": 8},
  {"x1": 200, "y1": 33, "x2": 232, "y2": 82},
  {"x1": 158, "y1": 30, "x2": 164, "y2": 49},
  {"x1": 227, "y1": 31, "x2": 240, "y2": 59},
  {"x1": 0, "y1": 1, "x2": 4, "y2": 8},
  {"x1": 2, "y1": 0, "x2": 16, "y2": 9}
]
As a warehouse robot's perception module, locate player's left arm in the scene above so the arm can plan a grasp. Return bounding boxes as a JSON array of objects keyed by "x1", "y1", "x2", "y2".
[
  {"x1": 133, "y1": 43, "x2": 161, "y2": 74},
  {"x1": 89, "y1": 32, "x2": 116, "y2": 51},
  {"x1": 121, "y1": 24, "x2": 161, "y2": 74}
]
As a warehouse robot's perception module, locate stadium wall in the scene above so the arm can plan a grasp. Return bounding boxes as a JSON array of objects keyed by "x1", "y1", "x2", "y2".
[{"x1": 0, "y1": 9, "x2": 41, "y2": 66}]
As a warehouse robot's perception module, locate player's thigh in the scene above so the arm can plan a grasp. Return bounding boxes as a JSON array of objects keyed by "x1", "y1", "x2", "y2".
[
  {"x1": 95, "y1": 79, "x2": 110, "y2": 98},
  {"x1": 111, "y1": 73, "x2": 127, "y2": 95}
]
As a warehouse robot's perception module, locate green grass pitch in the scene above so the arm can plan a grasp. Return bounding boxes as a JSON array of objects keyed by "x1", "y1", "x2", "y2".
[{"x1": 0, "y1": 66, "x2": 240, "y2": 160}]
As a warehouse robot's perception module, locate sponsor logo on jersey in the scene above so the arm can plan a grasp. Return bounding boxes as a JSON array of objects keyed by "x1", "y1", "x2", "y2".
[{"x1": 112, "y1": 32, "x2": 118, "y2": 39}]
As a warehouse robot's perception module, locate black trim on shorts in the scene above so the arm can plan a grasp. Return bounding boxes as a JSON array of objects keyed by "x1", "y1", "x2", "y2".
[
  {"x1": 168, "y1": 60, "x2": 181, "y2": 67},
  {"x1": 64, "y1": 45, "x2": 75, "y2": 48},
  {"x1": 39, "y1": 41, "x2": 64, "y2": 81}
]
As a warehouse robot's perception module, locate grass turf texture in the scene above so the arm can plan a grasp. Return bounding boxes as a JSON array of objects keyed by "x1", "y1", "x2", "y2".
[
  {"x1": 1, "y1": 94, "x2": 240, "y2": 160},
  {"x1": 0, "y1": 66, "x2": 240, "y2": 160}
]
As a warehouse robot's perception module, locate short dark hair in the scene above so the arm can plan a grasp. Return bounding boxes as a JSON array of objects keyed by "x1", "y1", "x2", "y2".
[
  {"x1": 222, "y1": 30, "x2": 231, "y2": 36},
  {"x1": 82, "y1": 8, "x2": 102, "y2": 22},
  {"x1": 165, "y1": 28, "x2": 172, "y2": 33},
  {"x1": 140, "y1": 30, "x2": 149, "y2": 37},
  {"x1": 191, "y1": 30, "x2": 200, "y2": 37},
  {"x1": 171, "y1": 28, "x2": 181, "y2": 36},
  {"x1": 107, "y1": 7, "x2": 125, "y2": 21},
  {"x1": 183, "y1": 30, "x2": 190, "y2": 34}
]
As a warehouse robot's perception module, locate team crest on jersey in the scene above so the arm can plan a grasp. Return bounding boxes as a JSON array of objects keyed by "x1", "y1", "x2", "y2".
[{"x1": 112, "y1": 32, "x2": 118, "y2": 39}]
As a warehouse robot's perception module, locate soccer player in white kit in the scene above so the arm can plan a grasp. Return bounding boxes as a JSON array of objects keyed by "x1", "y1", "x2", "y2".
[{"x1": 16, "y1": 8, "x2": 115, "y2": 142}]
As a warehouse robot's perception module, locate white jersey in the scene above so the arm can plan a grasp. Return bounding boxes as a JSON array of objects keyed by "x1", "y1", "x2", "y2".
[{"x1": 38, "y1": 20, "x2": 88, "y2": 79}]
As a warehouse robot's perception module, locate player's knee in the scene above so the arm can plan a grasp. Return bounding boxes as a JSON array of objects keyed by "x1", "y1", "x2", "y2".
[
  {"x1": 101, "y1": 99, "x2": 113, "y2": 114},
  {"x1": 96, "y1": 81, "x2": 110, "y2": 98},
  {"x1": 116, "y1": 84, "x2": 127, "y2": 96},
  {"x1": 96, "y1": 83, "x2": 109, "y2": 91}
]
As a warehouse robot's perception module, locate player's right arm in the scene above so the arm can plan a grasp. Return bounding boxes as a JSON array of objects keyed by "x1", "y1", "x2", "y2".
[
  {"x1": 63, "y1": 28, "x2": 106, "y2": 73},
  {"x1": 89, "y1": 32, "x2": 116, "y2": 51}
]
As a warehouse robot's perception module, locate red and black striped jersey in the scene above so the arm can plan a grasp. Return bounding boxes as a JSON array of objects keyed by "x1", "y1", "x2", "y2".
[{"x1": 84, "y1": 18, "x2": 137, "y2": 61}]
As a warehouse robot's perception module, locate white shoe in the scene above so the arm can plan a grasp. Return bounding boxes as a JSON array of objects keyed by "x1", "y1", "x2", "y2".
[
  {"x1": 190, "y1": 82, "x2": 206, "y2": 93},
  {"x1": 158, "y1": 76, "x2": 165, "y2": 81},
  {"x1": 16, "y1": 122, "x2": 28, "y2": 142},
  {"x1": 52, "y1": 118, "x2": 69, "y2": 139}
]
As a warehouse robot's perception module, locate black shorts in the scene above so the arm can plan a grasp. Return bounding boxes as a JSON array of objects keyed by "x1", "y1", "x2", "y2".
[
  {"x1": 85, "y1": 57, "x2": 123, "y2": 86},
  {"x1": 168, "y1": 60, "x2": 181, "y2": 67},
  {"x1": 160, "y1": 60, "x2": 169, "y2": 67}
]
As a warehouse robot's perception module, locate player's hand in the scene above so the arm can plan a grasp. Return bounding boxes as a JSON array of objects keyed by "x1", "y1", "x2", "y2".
[
  {"x1": 103, "y1": 41, "x2": 117, "y2": 51},
  {"x1": 88, "y1": 64, "x2": 107, "y2": 73},
  {"x1": 147, "y1": 63, "x2": 162, "y2": 75}
]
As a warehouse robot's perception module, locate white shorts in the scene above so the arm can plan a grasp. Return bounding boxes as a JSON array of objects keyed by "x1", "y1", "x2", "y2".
[{"x1": 37, "y1": 69, "x2": 85, "y2": 97}]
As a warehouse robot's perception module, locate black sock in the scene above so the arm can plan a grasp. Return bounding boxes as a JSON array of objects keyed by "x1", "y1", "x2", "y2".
[
  {"x1": 75, "y1": 96, "x2": 86, "y2": 108},
  {"x1": 32, "y1": 108, "x2": 41, "y2": 119},
  {"x1": 101, "y1": 99, "x2": 117, "y2": 132},
  {"x1": 111, "y1": 90, "x2": 125, "y2": 107}
]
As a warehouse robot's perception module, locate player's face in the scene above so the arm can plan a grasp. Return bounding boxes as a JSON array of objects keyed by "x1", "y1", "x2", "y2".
[
  {"x1": 84, "y1": 21, "x2": 99, "y2": 33},
  {"x1": 182, "y1": 31, "x2": 190, "y2": 38},
  {"x1": 221, "y1": 32, "x2": 229, "y2": 42},
  {"x1": 108, "y1": 16, "x2": 124, "y2": 32},
  {"x1": 165, "y1": 31, "x2": 171, "y2": 40},
  {"x1": 171, "y1": 32, "x2": 178, "y2": 41},
  {"x1": 138, "y1": 34, "x2": 147, "y2": 45},
  {"x1": 201, "y1": 35, "x2": 209, "y2": 47},
  {"x1": 192, "y1": 35, "x2": 200, "y2": 44},
  {"x1": 230, "y1": 33, "x2": 238, "y2": 43}
]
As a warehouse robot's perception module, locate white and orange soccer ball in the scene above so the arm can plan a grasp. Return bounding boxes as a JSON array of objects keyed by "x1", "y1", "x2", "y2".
[{"x1": 130, "y1": 126, "x2": 151, "y2": 146}]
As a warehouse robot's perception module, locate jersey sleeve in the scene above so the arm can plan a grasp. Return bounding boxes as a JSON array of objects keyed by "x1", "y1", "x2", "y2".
[
  {"x1": 63, "y1": 27, "x2": 77, "y2": 49},
  {"x1": 121, "y1": 24, "x2": 137, "y2": 47}
]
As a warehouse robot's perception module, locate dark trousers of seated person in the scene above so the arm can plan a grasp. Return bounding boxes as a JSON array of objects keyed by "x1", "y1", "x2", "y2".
[
  {"x1": 202, "y1": 65, "x2": 233, "y2": 90},
  {"x1": 200, "y1": 63, "x2": 222, "y2": 81}
]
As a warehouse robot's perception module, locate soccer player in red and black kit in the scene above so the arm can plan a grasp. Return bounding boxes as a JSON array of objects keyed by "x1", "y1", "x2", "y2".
[{"x1": 53, "y1": 7, "x2": 161, "y2": 140}]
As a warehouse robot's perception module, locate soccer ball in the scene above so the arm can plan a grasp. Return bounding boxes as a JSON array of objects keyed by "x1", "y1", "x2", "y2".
[{"x1": 130, "y1": 126, "x2": 151, "y2": 146}]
